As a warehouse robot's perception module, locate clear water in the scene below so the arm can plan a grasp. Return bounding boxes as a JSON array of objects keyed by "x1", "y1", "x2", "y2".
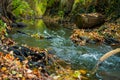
[{"x1": 9, "y1": 19, "x2": 120, "y2": 79}]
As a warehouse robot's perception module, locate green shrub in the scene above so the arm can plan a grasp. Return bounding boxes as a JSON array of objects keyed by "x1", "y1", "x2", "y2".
[
  {"x1": 0, "y1": 20, "x2": 7, "y2": 37},
  {"x1": 12, "y1": 0, "x2": 33, "y2": 17}
]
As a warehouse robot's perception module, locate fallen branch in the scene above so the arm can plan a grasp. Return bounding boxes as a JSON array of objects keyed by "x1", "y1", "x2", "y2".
[
  {"x1": 92, "y1": 48, "x2": 120, "y2": 74},
  {"x1": 99, "y1": 48, "x2": 120, "y2": 62}
]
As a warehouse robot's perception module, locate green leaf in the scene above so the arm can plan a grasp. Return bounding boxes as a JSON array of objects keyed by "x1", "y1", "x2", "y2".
[
  {"x1": 73, "y1": 71, "x2": 81, "y2": 78},
  {"x1": 11, "y1": 70, "x2": 17, "y2": 75}
]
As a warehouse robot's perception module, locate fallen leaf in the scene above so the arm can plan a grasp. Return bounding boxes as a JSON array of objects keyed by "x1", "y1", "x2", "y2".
[
  {"x1": 27, "y1": 69, "x2": 32, "y2": 73},
  {"x1": 27, "y1": 74, "x2": 36, "y2": 78},
  {"x1": 11, "y1": 70, "x2": 17, "y2": 75},
  {"x1": 80, "y1": 69, "x2": 87, "y2": 75},
  {"x1": 22, "y1": 77, "x2": 25, "y2": 80},
  {"x1": 1, "y1": 67, "x2": 7, "y2": 71},
  {"x1": 18, "y1": 74, "x2": 23, "y2": 78}
]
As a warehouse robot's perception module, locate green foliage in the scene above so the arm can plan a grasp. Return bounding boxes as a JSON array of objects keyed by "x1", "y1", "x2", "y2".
[
  {"x1": 73, "y1": 71, "x2": 81, "y2": 79},
  {"x1": 0, "y1": 20, "x2": 7, "y2": 36},
  {"x1": 12, "y1": 0, "x2": 33, "y2": 17},
  {"x1": 11, "y1": 0, "x2": 119, "y2": 21},
  {"x1": 72, "y1": 0, "x2": 119, "y2": 20},
  {"x1": 35, "y1": 0, "x2": 47, "y2": 16},
  {"x1": 47, "y1": 0, "x2": 55, "y2": 7},
  {"x1": 58, "y1": 10, "x2": 64, "y2": 19},
  {"x1": 34, "y1": 20, "x2": 46, "y2": 33},
  {"x1": 26, "y1": 0, "x2": 47, "y2": 16},
  {"x1": 104, "y1": 0, "x2": 120, "y2": 20},
  {"x1": 72, "y1": 0, "x2": 94, "y2": 14},
  {"x1": 0, "y1": 20, "x2": 7, "y2": 28}
]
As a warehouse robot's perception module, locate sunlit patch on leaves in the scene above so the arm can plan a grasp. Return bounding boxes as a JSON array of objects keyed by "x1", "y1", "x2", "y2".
[
  {"x1": 31, "y1": 33, "x2": 44, "y2": 39},
  {"x1": 50, "y1": 64, "x2": 88, "y2": 80}
]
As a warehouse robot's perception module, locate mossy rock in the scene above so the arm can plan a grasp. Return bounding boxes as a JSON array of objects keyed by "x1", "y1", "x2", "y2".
[{"x1": 75, "y1": 13, "x2": 105, "y2": 28}]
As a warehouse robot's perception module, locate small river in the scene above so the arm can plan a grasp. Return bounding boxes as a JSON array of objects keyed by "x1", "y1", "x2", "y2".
[{"x1": 9, "y1": 19, "x2": 120, "y2": 79}]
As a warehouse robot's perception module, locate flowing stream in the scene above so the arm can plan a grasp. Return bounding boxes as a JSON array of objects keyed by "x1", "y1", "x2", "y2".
[{"x1": 9, "y1": 19, "x2": 120, "y2": 79}]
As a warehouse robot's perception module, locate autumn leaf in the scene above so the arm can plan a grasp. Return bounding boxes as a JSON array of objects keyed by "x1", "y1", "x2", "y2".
[
  {"x1": 5, "y1": 54, "x2": 14, "y2": 60},
  {"x1": 80, "y1": 69, "x2": 87, "y2": 75},
  {"x1": 1, "y1": 67, "x2": 7, "y2": 71}
]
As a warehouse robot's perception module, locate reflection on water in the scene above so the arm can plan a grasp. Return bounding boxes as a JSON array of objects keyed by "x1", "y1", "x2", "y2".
[{"x1": 9, "y1": 19, "x2": 120, "y2": 79}]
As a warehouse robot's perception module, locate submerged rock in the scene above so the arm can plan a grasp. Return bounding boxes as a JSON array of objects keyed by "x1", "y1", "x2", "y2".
[
  {"x1": 11, "y1": 22, "x2": 26, "y2": 28},
  {"x1": 98, "y1": 71, "x2": 120, "y2": 80}
]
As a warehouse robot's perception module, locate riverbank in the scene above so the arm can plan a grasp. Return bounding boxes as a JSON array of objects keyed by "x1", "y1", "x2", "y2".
[
  {"x1": 0, "y1": 37, "x2": 54, "y2": 79},
  {"x1": 0, "y1": 37, "x2": 90, "y2": 80},
  {"x1": 43, "y1": 15, "x2": 120, "y2": 46},
  {"x1": 70, "y1": 21, "x2": 120, "y2": 46}
]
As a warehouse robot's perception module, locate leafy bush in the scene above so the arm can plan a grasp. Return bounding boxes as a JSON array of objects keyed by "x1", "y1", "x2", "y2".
[
  {"x1": 12, "y1": 0, "x2": 33, "y2": 17},
  {"x1": 0, "y1": 20, "x2": 7, "y2": 37}
]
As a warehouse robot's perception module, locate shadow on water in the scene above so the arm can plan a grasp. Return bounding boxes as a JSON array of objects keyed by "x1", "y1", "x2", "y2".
[{"x1": 9, "y1": 19, "x2": 120, "y2": 80}]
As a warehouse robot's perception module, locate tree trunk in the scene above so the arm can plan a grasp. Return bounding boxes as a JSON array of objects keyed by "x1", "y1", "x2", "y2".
[{"x1": 0, "y1": 0, "x2": 13, "y2": 25}]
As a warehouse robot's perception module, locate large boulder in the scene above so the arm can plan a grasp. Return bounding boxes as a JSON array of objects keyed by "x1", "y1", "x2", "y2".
[{"x1": 75, "y1": 13, "x2": 105, "y2": 28}]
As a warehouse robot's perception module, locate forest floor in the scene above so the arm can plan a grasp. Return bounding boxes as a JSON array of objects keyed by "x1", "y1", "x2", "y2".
[{"x1": 0, "y1": 37, "x2": 88, "y2": 80}]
